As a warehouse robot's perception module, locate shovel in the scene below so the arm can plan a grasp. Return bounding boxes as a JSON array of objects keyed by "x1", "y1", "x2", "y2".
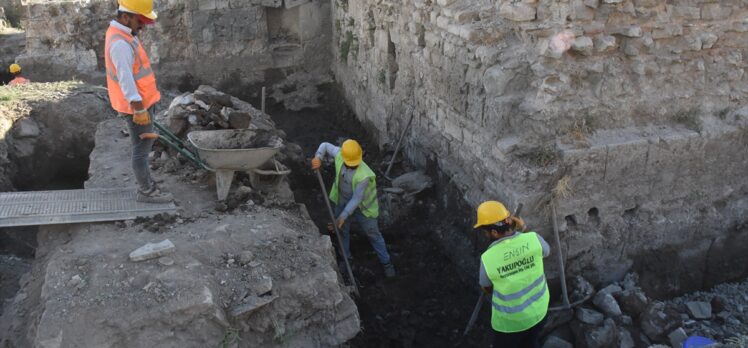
[{"x1": 314, "y1": 169, "x2": 359, "y2": 297}]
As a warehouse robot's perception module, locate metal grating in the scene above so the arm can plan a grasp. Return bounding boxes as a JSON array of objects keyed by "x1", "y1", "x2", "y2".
[{"x1": 0, "y1": 188, "x2": 177, "y2": 227}]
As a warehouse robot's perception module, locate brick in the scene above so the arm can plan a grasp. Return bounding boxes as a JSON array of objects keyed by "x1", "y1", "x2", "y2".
[
  {"x1": 499, "y1": 2, "x2": 536, "y2": 22},
  {"x1": 701, "y1": 4, "x2": 732, "y2": 20},
  {"x1": 652, "y1": 25, "x2": 682, "y2": 39},
  {"x1": 671, "y1": 5, "x2": 700, "y2": 20},
  {"x1": 613, "y1": 25, "x2": 642, "y2": 38}
]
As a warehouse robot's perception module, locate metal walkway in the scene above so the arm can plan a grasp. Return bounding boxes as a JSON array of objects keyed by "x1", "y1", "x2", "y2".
[{"x1": 0, "y1": 188, "x2": 177, "y2": 228}]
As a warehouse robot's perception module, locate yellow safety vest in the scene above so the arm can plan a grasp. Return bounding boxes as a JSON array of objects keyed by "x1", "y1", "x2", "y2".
[
  {"x1": 329, "y1": 153, "x2": 379, "y2": 218},
  {"x1": 481, "y1": 232, "x2": 549, "y2": 333}
]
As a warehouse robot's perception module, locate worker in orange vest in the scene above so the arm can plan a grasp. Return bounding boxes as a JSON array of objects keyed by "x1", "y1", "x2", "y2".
[
  {"x1": 105, "y1": 0, "x2": 172, "y2": 203},
  {"x1": 8, "y1": 64, "x2": 30, "y2": 86}
]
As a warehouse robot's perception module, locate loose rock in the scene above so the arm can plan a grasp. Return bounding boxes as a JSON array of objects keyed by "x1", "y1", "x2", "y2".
[
  {"x1": 686, "y1": 301, "x2": 712, "y2": 319},
  {"x1": 594, "y1": 291, "x2": 623, "y2": 317},
  {"x1": 667, "y1": 327, "x2": 687, "y2": 348},
  {"x1": 576, "y1": 307, "x2": 604, "y2": 326},
  {"x1": 129, "y1": 239, "x2": 176, "y2": 262}
]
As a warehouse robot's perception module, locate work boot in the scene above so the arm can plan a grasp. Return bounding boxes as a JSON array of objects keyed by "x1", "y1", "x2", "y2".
[
  {"x1": 383, "y1": 263, "x2": 396, "y2": 278},
  {"x1": 136, "y1": 184, "x2": 173, "y2": 203}
]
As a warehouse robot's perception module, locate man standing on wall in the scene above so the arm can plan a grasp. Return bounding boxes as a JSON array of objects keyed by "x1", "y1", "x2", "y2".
[
  {"x1": 311, "y1": 139, "x2": 396, "y2": 278},
  {"x1": 105, "y1": 0, "x2": 171, "y2": 203},
  {"x1": 474, "y1": 201, "x2": 550, "y2": 348}
]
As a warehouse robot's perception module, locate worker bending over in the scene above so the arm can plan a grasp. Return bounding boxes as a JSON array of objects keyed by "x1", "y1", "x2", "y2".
[
  {"x1": 311, "y1": 139, "x2": 396, "y2": 278},
  {"x1": 105, "y1": 0, "x2": 171, "y2": 203},
  {"x1": 474, "y1": 201, "x2": 551, "y2": 348},
  {"x1": 8, "y1": 64, "x2": 30, "y2": 85}
]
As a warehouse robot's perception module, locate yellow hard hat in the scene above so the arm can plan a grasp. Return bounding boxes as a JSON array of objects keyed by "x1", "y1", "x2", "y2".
[
  {"x1": 474, "y1": 201, "x2": 510, "y2": 228},
  {"x1": 341, "y1": 139, "x2": 363, "y2": 167},
  {"x1": 9, "y1": 64, "x2": 21, "y2": 74},
  {"x1": 118, "y1": 0, "x2": 157, "y2": 20}
]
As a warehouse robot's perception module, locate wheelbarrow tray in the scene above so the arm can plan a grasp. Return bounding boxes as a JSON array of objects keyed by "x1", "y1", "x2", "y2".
[
  {"x1": 187, "y1": 129, "x2": 282, "y2": 171},
  {"x1": 187, "y1": 129, "x2": 283, "y2": 200}
]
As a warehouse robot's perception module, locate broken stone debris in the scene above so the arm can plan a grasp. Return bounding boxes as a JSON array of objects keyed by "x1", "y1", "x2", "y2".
[
  {"x1": 575, "y1": 307, "x2": 604, "y2": 325},
  {"x1": 542, "y1": 335, "x2": 573, "y2": 348},
  {"x1": 129, "y1": 239, "x2": 176, "y2": 262},
  {"x1": 380, "y1": 171, "x2": 433, "y2": 227},
  {"x1": 549, "y1": 273, "x2": 748, "y2": 347},
  {"x1": 667, "y1": 327, "x2": 688, "y2": 348},
  {"x1": 593, "y1": 291, "x2": 622, "y2": 317},
  {"x1": 230, "y1": 295, "x2": 278, "y2": 320},
  {"x1": 686, "y1": 301, "x2": 712, "y2": 319},
  {"x1": 163, "y1": 86, "x2": 255, "y2": 137}
]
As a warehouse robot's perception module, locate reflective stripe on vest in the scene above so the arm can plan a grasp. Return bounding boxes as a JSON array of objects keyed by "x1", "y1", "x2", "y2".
[
  {"x1": 104, "y1": 25, "x2": 160, "y2": 114},
  {"x1": 329, "y1": 153, "x2": 379, "y2": 218},
  {"x1": 481, "y1": 232, "x2": 549, "y2": 333}
]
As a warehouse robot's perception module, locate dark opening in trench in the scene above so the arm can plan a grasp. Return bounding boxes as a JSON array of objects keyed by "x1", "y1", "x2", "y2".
[
  {"x1": 268, "y1": 84, "x2": 496, "y2": 347},
  {"x1": 0, "y1": 117, "x2": 93, "y2": 313}
]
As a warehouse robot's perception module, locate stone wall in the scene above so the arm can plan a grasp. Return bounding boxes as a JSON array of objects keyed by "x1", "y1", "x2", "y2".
[
  {"x1": 332, "y1": 0, "x2": 748, "y2": 296},
  {"x1": 17, "y1": 0, "x2": 333, "y2": 109}
]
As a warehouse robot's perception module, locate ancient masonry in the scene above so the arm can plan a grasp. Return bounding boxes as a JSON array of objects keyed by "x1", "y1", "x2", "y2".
[
  {"x1": 11, "y1": 0, "x2": 748, "y2": 296},
  {"x1": 18, "y1": 0, "x2": 332, "y2": 109},
  {"x1": 331, "y1": 0, "x2": 748, "y2": 296}
]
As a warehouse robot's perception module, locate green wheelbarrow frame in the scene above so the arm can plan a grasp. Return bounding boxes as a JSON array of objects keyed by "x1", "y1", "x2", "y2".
[{"x1": 152, "y1": 121, "x2": 212, "y2": 171}]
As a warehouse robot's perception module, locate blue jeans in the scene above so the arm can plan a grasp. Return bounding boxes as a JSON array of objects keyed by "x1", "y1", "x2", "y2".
[
  {"x1": 335, "y1": 203, "x2": 392, "y2": 265},
  {"x1": 123, "y1": 107, "x2": 156, "y2": 191}
]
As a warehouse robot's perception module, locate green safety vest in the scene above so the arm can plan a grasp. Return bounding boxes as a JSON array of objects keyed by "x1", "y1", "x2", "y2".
[
  {"x1": 481, "y1": 231, "x2": 549, "y2": 333},
  {"x1": 329, "y1": 153, "x2": 380, "y2": 218}
]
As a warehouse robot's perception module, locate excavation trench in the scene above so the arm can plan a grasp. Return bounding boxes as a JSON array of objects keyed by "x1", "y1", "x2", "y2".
[
  {"x1": 265, "y1": 85, "x2": 748, "y2": 346},
  {"x1": 0, "y1": 82, "x2": 113, "y2": 314},
  {"x1": 267, "y1": 86, "x2": 500, "y2": 347}
]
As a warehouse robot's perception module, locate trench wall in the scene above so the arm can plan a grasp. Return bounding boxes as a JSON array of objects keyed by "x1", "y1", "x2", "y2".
[
  {"x1": 331, "y1": 0, "x2": 748, "y2": 297},
  {"x1": 17, "y1": 0, "x2": 333, "y2": 109}
]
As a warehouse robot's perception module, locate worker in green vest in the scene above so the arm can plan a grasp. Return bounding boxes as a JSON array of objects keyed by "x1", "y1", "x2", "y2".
[
  {"x1": 474, "y1": 201, "x2": 551, "y2": 347},
  {"x1": 311, "y1": 139, "x2": 396, "y2": 278}
]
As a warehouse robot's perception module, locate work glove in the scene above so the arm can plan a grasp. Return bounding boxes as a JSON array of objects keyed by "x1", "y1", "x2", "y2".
[
  {"x1": 511, "y1": 216, "x2": 526, "y2": 231},
  {"x1": 311, "y1": 157, "x2": 322, "y2": 170},
  {"x1": 326, "y1": 217, "x2": 346, "y2": 232},
  {"x1": 132, "y1": 109, "x2": 151, "y2": 126}
]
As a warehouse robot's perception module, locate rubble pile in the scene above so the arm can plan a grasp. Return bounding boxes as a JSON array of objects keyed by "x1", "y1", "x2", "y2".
[
  {"x1": 146, "y1": 85, "x2": 302, "y2": 210},
  {"x1": 542, "y1": 274, "x2": 748, "y2": 348},
  {"x1": 161, "y1": 85, "x2": 269, "y2": 138}
]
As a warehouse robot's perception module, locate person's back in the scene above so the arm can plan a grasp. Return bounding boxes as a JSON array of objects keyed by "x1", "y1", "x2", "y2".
[
  {"x1": 9, "y1": 76, "x2": 29, "y2": 85},
  {"x1": 6, "y1": 63, "x2": 28, "y2": 85}
]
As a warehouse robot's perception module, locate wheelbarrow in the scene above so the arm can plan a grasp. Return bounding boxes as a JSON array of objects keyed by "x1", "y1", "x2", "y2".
[
  {"x1": 187, "y1": 129, "x2": 283, "y2": 200},
  {"x1": 152, "y1": 122, "x2": 283, "y2": 200}
]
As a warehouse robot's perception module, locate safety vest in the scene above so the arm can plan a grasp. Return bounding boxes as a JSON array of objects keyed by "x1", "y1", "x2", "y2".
[
  {"x1": 481, "y1": 232, "x2": 549, "y2": 333},
  {"x1": 9, "y1": 76, "x2": 29, "y2": 86},
  {"x1": 329, "y1": 153, "x2": 379, "y2": 218},
  {"x1": 104, "y1": 24, "x2": 160, "y2": 114}
]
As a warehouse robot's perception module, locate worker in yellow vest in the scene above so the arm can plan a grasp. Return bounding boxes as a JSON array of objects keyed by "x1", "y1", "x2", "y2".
[
  {"x1": 311, "y1": 139, "x2": 395, "y2": 278},
  {"x1": 8, "y1": 64, "x2": 30, "y2": 85},
  {"x1": 105, "y1": 0, "x2": 172, "y2": 203},
  {"x1": 474, "y1": 201, "x2": 550, "y2": 348}
]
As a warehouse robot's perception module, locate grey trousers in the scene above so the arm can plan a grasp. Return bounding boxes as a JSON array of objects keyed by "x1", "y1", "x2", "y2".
[{"x1": 121, "y1": 107, "x2": 156, "y2": 191}]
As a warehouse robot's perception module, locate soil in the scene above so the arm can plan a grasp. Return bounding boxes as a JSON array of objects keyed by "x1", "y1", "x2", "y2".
[
  {"x1": 189, "y1": 129, "x2": 281, "y2": 150},
  {"x1": 270, "y1": 89, "x2": 493, "y2": 347}
]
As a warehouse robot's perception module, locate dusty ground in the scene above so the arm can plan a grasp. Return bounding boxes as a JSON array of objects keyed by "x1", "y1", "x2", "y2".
[{"x1": 0, "y1": 91, "x2": 359, "y2": 347}]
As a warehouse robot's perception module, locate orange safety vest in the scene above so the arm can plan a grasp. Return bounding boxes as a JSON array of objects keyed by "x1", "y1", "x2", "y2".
[
  {"x1": 104, "y1": 24, "x2": 160, "y2": 114},
  {"x1": 9, "y1": 76, "x2": 29, "y2": 85}
]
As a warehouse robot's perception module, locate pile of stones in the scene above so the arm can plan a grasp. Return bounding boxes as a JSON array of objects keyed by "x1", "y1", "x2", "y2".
[
  {"x1": 542, "y1": 274, "x2": 748, "y2": 348},
  {"x1": 163, "y1": 85, "x2": 253, "y2": 137}
]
